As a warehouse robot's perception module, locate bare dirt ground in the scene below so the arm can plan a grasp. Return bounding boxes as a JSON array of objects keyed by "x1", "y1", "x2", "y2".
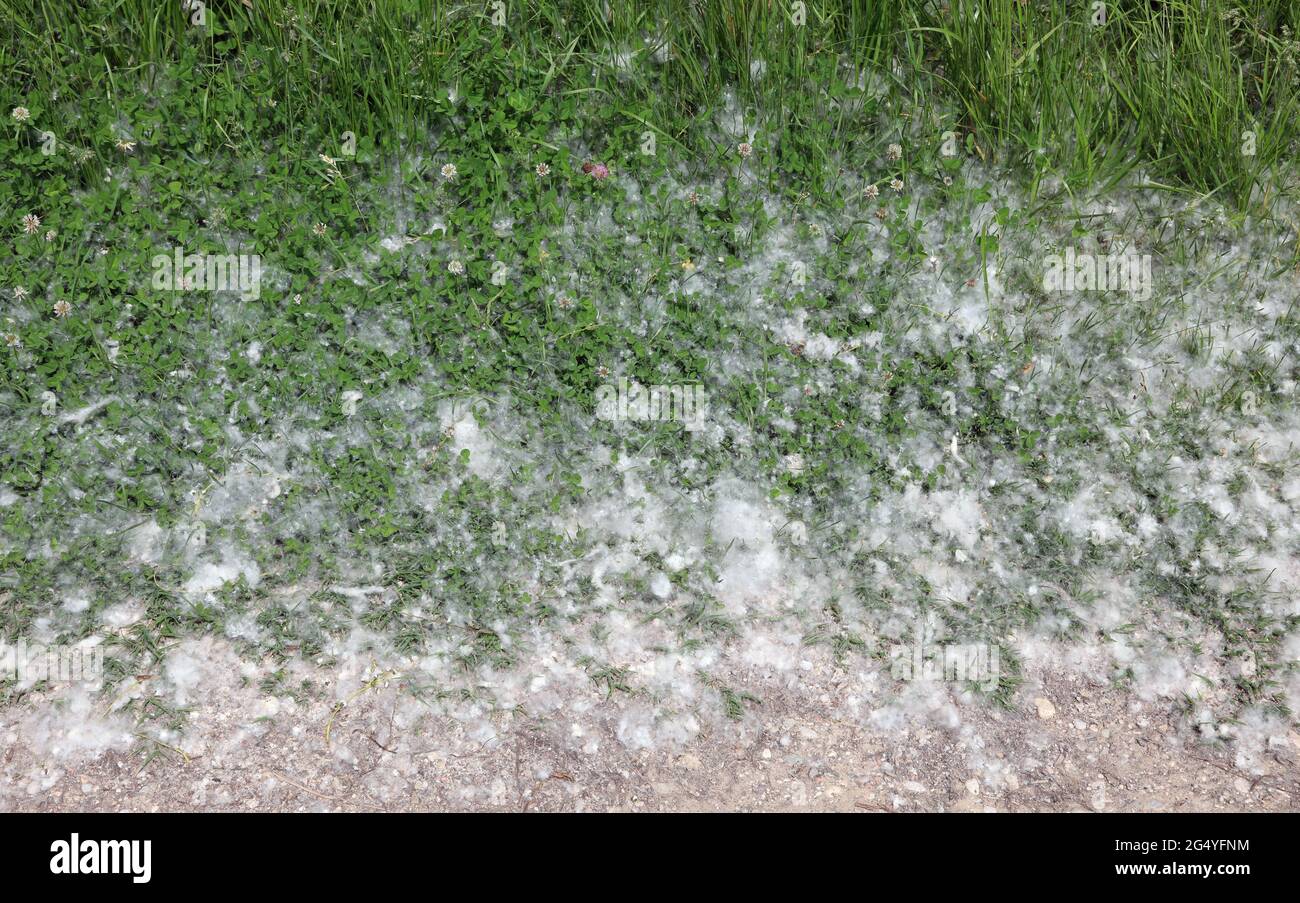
[{"x1": 4, "y1": 656, "x2": 1297, "y2": 812}]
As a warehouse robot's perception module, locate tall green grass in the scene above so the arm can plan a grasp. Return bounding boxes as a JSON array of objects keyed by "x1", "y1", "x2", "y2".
[
  {"x1": 1, "y1": 0, "x2": 1296, "y2": 208},
  {"x1": 933, "y1": 0, "x2": 1299, "y2": 206}
]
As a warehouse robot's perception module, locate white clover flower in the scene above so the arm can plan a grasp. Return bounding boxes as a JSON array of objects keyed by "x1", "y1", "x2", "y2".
[
  {"x1": 447, "y1": 259, "x2": 465, "y2": 276},
  {"x1": 13, "y1": 286, "x2": 29, "y2": 301},
  {"x1": 886, "y1": 143, "x2": 902, "y2": 161},
  {"x1": 441, "y1": 163, "x2": 458, "y2": 180},
  {"x1": 535, "y1": 162, "x2": 550, "y2": 177},
  {"x1": 890, "y1": 177, "x2": 904, "y2": 193},
  {"x1": 3, "y1": 332, "x2": 20, "y2": 348},
  {"x1": 312, "y1": 222, "x2": 327, "y2": 237},
  {"x1": 863, "y1": 184, "x2": 879, "y2": 200},
  {"x1": 737, "y1": 142, "x2": 753, "y2": 158},
  {"x1": 11, "y1": 106, "x2": 30, "y2": 123},
  {"x1": 52, "y1": 300, "x2": 71, "y2": 318},
  {"x1": 22, "y1": 213, "x2": 41, "y2": 234}
]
